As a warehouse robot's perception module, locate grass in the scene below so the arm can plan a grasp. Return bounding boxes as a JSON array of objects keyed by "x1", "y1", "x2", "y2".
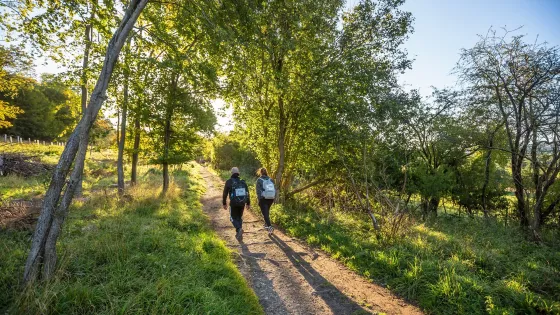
[
  {"x1": 0, "y1": 143, "x2": 119, "y2": 201},
  {"x1": 0, "y1": 148, "x2": 263, "y2": 314},
  {"x1": 269, "y1": 200, "x2": 560, "y2": 315}
]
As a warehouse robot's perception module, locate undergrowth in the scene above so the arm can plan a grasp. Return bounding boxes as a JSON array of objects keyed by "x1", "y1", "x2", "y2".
[{"x1": 270, "y1": 201, "x2": 560, "y2": 315}]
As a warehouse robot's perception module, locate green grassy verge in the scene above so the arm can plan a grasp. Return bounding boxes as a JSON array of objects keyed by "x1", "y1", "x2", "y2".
[
  {"x1": 1, "y1": 161, "x2": 263, "y2": 314},
  {"x1": 270, "y1": 202, "x2": 560, "y2": 315}
]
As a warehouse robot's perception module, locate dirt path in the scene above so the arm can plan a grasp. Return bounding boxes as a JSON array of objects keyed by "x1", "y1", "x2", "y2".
[{"x1": 199, "y1": 166, "x2": 423, "y2": 315}]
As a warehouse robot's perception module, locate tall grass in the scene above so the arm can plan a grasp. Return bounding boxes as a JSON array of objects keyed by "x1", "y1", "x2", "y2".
[
  {"x1": 271, "y1": 201, "x2": 560, "y2": 314},
  {"x1": 1, "y1": 163, "x2": 263, "y2": 314}
]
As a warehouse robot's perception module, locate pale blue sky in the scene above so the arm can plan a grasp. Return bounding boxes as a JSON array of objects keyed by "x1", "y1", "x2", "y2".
[{"x1": 379, "y1": 0, "x2": 560, "y2": 96}]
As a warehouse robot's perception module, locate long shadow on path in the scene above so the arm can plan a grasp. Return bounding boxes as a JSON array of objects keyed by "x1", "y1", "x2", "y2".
[
  {"x1": 238, "y1": 243, "x2": 291, "y2": 314},
  {"x1": 269, "y1": 233, "x2": 371, "y2": 315}
]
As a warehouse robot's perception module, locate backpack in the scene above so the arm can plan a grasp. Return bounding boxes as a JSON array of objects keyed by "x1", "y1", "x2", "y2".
[
  {"x1": 260, "y1": 178, "x2": 276, "y2": 200},
  {"x1": 230, "y1": 178, "x2": 248, "y2": 206}
]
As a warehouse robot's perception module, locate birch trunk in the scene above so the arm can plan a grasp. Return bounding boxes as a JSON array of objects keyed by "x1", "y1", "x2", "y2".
[{"x1": 117, "y1": 46, "x2": 130, "y2": 196}]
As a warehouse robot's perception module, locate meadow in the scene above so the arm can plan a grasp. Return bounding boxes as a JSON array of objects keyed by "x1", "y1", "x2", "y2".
[{"x1": 0, "y1": 144, "x2": 262, "y2": 314}]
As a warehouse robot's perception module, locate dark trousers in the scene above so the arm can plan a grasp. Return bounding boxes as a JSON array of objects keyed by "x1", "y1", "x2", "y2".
[
  {"x1": 229, "y1": 205, "x2": 244, "y2": 232},
  {"x1": 258, "y1": 198, "x2": 274, "y2": 227}
]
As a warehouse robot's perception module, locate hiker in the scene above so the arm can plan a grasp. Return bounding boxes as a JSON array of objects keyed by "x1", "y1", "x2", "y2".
[
  {"x1": 222, "y1": 167, "x2": 250, "y2": 242},
  {"x1": 256, "y1": 167, "x2": 275, "y2": 235}
]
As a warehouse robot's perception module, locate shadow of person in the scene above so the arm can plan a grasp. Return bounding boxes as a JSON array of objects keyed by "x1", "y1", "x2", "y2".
[
  {"x1": 239, "y1": 243, "x2": 290, "y2": 313},
  {"x1": 269, "y1": 233, "x2": 371, "y2": 315}
]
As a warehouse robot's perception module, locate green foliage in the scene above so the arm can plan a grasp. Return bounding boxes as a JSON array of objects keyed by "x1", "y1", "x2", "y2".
[
  {"x1": 1, "y1": 161, "x2": 262, "y2": 314},
  {"x1": 0, "y1": 45, "x2": 34, "y2": 128},
  {"x1": 204, "y1": 133, "x2": 260, "y2": 176},
  {"x1": 1, "y1": 74, "x2": 81, "y2": 140},
  {"x1": 89, "y1": 117, "x2": 116, "y2": 150},
  {"x1": 224, "y1": 0, "x2": 413, "y2": 193},
  {"x1": 270, "y1": 202, "x2": 560, "y2": 314},
  {"x1": 451, "y1": 152, "x2": 510, "y2": 215}
]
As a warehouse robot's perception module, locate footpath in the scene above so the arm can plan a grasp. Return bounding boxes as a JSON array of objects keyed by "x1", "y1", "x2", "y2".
[{"x1": 199, "y1": 166, "x2": 422, "y2": 315}]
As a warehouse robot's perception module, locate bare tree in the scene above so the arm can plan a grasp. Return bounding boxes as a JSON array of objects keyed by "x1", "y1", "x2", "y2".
[{"x1": 457, "y1": 29, "x2": 560, "y2": 236}]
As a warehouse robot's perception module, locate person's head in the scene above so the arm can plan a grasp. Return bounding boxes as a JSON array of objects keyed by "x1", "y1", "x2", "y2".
[
  {"x1": 230, "y1": 167, "x2": 240, "y2": 175},
  {"x1": 257, "y1": 167, "x2": 268, "y2": 177}
]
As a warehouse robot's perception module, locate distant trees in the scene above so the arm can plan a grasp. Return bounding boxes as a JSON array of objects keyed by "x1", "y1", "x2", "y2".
[
  {"x1": 0, "y1": 46, "x2": 33, "y2": 128},
  {"x1": 204, "y1": 133, "x2": 260, "y2": 175},
  {"x1": 2, "y1": 75, "x2": 81, "y2": 140}
]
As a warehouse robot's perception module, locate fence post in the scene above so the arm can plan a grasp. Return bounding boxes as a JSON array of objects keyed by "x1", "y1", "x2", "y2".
[
  {"x1": 3, "y1": 134, "x2": 6, "y2": 142},
  {"x1": 9, "y1": 136, "x2": 12, "y2": 143},
  {"x1": 28, "y1": 138, "x2": 31, "y2": 144}
]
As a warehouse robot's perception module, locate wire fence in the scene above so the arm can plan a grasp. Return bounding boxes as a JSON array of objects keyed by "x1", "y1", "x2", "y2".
[{"x1": 1, "y1": 134, "x2": 65, "y2": 147}]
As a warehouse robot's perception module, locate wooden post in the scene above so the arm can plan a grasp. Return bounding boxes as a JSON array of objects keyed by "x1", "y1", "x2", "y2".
[
  {"x1": 9, "y1": 136, "x2": 12, "y2": 143},
  {"x1": 3, "y1": 134, "x2": 6, "y2": 142}
]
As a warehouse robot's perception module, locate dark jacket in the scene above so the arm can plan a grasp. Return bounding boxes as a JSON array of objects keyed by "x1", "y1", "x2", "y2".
[
  {"x1": 223, "y1": 174, "x2": 251, "y2": 206},
  {"x1": 256, "y1": 175, "x2": 274, "y2": 199}
]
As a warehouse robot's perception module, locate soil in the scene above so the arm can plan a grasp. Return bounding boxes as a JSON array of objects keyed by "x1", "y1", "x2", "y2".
[{"x1": 199, "y1": 166, "x2": 423, "y2": 315}]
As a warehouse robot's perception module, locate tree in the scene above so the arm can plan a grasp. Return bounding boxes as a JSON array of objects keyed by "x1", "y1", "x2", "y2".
[
  {"x1": 457, "y1": 29, "x2": 560, "y2": 235},
  {"x1": 0, "y1": 45, "x2": 33, "y2": 128},
  {"x1": 2, "y1": 74, "x2": 81, "y2": 140},
  {"x1": 23, "y1": 0, "x2": 148, "y2": 284}
]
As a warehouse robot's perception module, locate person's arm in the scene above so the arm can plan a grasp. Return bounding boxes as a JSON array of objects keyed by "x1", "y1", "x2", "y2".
[
  {"x1": 222, "y1": 179, "x2": 230, "y2": 207},
  {"x1": 245, "y1": 181, "x2": 251, "y2": 206},
  {"x1": 255, "y1": 178, "x2": 262, "y2": 200}
]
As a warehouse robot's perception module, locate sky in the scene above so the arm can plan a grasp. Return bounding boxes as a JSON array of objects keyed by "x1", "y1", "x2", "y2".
[
  {"x1": 390, "y1": 0, "x2": 560, "y2": 97},
  {"x1": 32, "y1": 0, "x2": 560, "y2": 130}
]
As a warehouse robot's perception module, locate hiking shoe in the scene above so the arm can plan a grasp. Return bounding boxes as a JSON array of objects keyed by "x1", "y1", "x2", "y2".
[
  {"x1": 235, "y1": 228, "x2": 243, "y2": 242},
  {"x1": 266, "y1": 226, "x2": 274, "y2": 235}
]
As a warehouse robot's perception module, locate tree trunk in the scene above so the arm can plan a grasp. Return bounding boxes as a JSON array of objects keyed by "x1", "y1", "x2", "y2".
[
  {"x1": 43, "y1": 135, "x2": 88, "y2": 277},
  {"x1": 162, "y1": 113, "x2": 172, "y2": 194},
  {"x1": 75, "y1": 4, "x2": 95, "y2": 197},
  {"x1": 512, "y1": 161, "x2": 529, "y2": 228},
  {"x1": 481, "y1": 147, "x2": 492, "y2": 218},
  {"x1": 117, "y1": 48, "x2": 130, "y2": 196},
  {"x1": 131, "y1": 115, "x2": 140, "y2": 186},
  {"x1": 275, "y1": 96, "x2": 286, "y2": 199},
  {"x1": 23, "y1": 0, "x2": 149, "y2": 285},
  {"x1": 363, "y1": 144, "x2": 380, "y2": 232},
  {"x1": 162, "y1": 162, "x2": 169, "y2": 194},
  {"x1": 429, "y1": 196, "x2": 439, "y2": 217}
]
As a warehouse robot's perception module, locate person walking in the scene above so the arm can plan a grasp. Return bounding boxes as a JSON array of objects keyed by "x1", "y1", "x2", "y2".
[
  {"x1": 256, "y1": 167, "x2": 275, "y2": 235},
  {"x1": 222, "y1": 167, "x2": 250, "y2": 242}
]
